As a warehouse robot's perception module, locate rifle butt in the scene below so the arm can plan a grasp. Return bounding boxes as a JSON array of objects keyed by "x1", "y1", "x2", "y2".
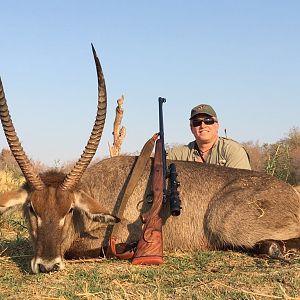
[
  {"x1": 132, "y1": 229, "x2": 163, "y2": 265},
  {"x1": 132, "y1": 131, "x2": 165, "y2": 265}
]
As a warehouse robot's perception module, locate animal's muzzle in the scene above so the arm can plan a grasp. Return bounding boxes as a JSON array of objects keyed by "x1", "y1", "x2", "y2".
[
  {"x1": 31, "y1": 257, "x2": 65, "y2": 274},
  {"x1": 38, "y1": 263, "x2": 60, "y2": 273}
]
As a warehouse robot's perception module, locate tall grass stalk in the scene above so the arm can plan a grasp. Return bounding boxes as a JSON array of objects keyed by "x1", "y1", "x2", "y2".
[{"x1": 265, "y1": 143, "x2": 291, "y2": 182}]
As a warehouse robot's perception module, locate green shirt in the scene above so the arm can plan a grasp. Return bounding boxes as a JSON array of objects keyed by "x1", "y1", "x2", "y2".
[{"x1": 167, "y1": 137, "x2": 251, "y2": 170}]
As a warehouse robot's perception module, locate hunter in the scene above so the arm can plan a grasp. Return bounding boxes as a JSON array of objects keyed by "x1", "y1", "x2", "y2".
[{"x1": 167, "y1": 104, "x2": 251, "y2": 170}]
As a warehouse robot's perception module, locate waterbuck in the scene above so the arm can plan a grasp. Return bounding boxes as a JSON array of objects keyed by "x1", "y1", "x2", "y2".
[{"x1": 0, "y1": 46, "x2": 300, "y2": 274}]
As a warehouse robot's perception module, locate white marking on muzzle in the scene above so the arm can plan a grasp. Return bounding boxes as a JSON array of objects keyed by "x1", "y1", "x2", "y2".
[{"x1": 31, "y1": 256, "x2": 65, "y2": 274}]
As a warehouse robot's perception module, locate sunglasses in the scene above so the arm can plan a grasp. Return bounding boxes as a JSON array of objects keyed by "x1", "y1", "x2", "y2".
[{"x1": 191, "y1": 117, "x2": 216, "y2": 127}]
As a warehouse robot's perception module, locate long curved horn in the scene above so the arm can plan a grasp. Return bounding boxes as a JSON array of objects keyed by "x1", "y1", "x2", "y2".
[
  {"x1": 60, "y1": 44, "x2": 107, "y2": 191},
  {"x1": 0, "y1": 79, "x2": 45, "y2": 190}
]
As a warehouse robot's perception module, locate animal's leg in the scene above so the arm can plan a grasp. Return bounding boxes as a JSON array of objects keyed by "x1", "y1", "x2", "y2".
[
  {"x1": 252, "y1": 240, "x2": 285, "y2": 258},
  {"x1": 284, "y1": 238, "x2": 300, "y2": 253},
  {"x1": 252, "y1": 238, "x2": 300, "y2": 258},
  {"x1": 64, "y1": 225, "x2": 108, "y2": 259},
  {"x1": 204, "y1": 181, "x2": 300, "y2": 250},
  {"x1": 64, "y1": 236, "x2": 104, "y2": 259}
]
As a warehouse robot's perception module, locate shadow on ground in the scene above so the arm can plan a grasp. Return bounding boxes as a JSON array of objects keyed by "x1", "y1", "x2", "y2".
[{"x1": 0, "y1": 238, "x2": 32, "y2": 273}]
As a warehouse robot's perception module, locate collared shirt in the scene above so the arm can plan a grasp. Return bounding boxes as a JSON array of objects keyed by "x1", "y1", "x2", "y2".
[{"x1": 166, "y1": 137, "x2": 251, "y2": 170}]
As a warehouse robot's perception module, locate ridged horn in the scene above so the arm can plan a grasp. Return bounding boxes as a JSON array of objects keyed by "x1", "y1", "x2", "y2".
[
  {"x1": 60, "y1": 44, "x2": 107, "y2": 191},
  {"x1": 0, "y1": 78, "x2": 45, "y2": 190}
]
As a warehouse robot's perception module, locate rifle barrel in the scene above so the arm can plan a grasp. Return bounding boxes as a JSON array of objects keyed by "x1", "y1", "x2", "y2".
[{"x1": 158, "y1": 97, "x2": 167, "y2": 202}]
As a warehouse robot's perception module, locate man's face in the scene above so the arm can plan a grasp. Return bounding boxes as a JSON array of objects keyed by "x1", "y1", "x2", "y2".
[{"x1": 190, "y1": 113, "x2": 219, "y2": 143}]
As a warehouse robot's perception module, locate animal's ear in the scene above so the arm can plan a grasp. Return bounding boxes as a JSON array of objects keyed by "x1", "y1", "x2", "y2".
[
  {"x1": 74, "y1": 191, "x2": 120, "y2": 224},
  {"x1": 0, "y1": 189, "x2": 28, "y2": 213}
]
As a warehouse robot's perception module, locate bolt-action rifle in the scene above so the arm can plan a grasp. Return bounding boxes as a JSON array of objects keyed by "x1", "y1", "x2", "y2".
[
  {"x1": 132, "y1": 97, "x2": 167, "y2": 265},
  {"x1": 132, "y1": 97, "x2": 182, "y2": 265}
]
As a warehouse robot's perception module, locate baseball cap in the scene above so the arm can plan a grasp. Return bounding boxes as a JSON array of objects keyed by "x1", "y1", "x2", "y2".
[{"x1": 189, "y1": 104, "x2": 218, "y2": 120}]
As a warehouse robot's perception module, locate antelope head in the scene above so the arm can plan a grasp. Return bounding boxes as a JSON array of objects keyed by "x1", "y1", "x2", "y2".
[{"x1": 0, "y1": 45, "x2": 119, "y2": 273}]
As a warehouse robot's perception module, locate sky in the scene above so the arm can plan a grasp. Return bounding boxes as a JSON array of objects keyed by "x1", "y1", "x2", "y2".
[{"x1": 0, "y1": 0, "x2": 299, "y2": 166}]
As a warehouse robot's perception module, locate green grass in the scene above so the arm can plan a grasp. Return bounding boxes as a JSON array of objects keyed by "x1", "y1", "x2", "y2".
[
  {"x1": 1, "y1": 249, "x2": 300, "y2": 300},
  {"x1": 1, "y1": 211, "x2": 300, "y2": 299}
]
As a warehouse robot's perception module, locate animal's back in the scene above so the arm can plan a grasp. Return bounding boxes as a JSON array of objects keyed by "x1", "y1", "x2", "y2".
[{"x1": 81, "y1": 156, "x2": 300, "y2": 251}]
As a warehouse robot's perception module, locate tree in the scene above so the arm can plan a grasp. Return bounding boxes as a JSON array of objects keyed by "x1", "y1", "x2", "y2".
[{"x1": 109, "y1": 95, "x2": 126, "y2": 157}]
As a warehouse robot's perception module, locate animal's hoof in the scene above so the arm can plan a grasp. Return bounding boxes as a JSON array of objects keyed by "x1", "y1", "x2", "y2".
[
  {"x1": 253, "y1": 240, "x2": 285, "y2": 258},
  {"x1": 268, "y1": 242, "x2": 284, "y2": 259}
]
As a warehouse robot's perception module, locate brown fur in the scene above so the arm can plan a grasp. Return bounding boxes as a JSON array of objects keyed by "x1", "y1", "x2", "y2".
[
  {"x1": 294, "y1": 185, "x2": 300, "y2": 193},
  {"x1": 72, "y1": 156, "x2": 300, "y2": 253},
  {"x1": 2, "y1": 156, "x2": 300, "y2": 272},
  {"x1": 23, "y1": 179, "x2": 76, "y2": 261}
]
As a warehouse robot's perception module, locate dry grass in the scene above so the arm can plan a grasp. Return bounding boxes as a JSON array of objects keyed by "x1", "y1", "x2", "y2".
[
  {"x1": 0, "y1": 169, "x2": 24, "y2": 193},
  {"x1": 0, "y1": 209, "x2": 300, "y2": 300},
  {"x1": 0, "y1": 168, "x2": 300, "y2": 299}
]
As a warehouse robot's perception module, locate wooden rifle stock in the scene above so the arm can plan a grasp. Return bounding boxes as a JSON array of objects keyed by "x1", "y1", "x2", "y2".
[{"x1": 132, "y1": 138, "x2": 164, "y2": 265}]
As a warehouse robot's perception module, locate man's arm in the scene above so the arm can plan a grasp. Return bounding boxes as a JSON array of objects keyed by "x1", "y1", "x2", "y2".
[
  {"x1": 166, "y1": 143, "x2": 195, "y2": 161},
  {"x1": 223, "y1": 140, "x2": 251, "y2": 170}
]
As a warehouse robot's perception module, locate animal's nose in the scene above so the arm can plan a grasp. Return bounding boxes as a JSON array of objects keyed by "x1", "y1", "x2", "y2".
[{"x1": 38, "y1": 263, "x2": 60, "y2": 273}]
